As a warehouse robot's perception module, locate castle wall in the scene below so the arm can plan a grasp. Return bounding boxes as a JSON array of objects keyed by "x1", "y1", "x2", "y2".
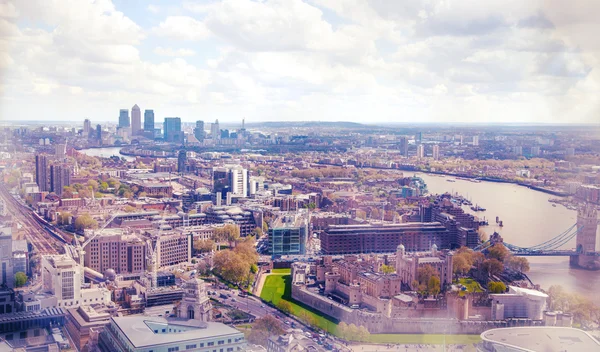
[{"x1": 292, "y1": 284, "x2": 537, "y2": 334}]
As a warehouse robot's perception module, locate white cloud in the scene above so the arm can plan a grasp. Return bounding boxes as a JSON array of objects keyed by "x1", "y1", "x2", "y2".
[
  {"x1": 154, "y1": 47, "x2": 196, "y2": 57},
  {"x1": 152, "y1": 16, "x2": 210, "y2": 41},
  {"x1": 147, "y1": 4, "x2": 159, "y2": 14},
  {"x1": 0, "y1": 0, "x2": 598, "y2": 124}
]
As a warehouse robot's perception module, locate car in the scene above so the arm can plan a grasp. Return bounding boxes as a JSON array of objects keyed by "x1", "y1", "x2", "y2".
[
  {"x1": 231, "y1": 298, "x2": 236, "y2": 302},
  {"x1": 261, "y1": 304, "x2": 265, "y2": 308}
]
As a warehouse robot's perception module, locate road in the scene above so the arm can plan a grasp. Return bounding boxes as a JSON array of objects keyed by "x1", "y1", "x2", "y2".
[
  {"x1": 0, "y1": 184, "x2": 61, "y2": 255},
  {"x1": 211, "y1": 285, "x2": 352, "y2": 351}
]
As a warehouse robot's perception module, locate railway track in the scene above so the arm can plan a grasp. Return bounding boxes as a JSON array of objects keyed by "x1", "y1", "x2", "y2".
[{"x1": 0, "y1": 184, "x2": 63, "y2": 255}]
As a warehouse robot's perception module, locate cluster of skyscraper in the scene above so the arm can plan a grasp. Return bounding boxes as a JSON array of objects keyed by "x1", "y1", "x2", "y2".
[{"x1": 35, "y1": 154, "x2": 71, "y2": 194}]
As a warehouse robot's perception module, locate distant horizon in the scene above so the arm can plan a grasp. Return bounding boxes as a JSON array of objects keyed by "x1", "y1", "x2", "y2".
[{"x1": 2, "y1": 119, "x2": 599, "y2": 128}]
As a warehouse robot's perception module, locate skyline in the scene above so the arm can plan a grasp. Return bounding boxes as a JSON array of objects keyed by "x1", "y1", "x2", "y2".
[{"x1": 0, "y1": 0, "x2": 599, "y2": 124}]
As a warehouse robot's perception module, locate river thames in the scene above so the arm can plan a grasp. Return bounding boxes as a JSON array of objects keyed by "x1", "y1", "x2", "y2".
[
  {"x1": 79, "y1": 147, "x2": 136, "y2": 161},
  {"x1": 416, "y1": 173, "x2": 600, "y2": 303}
]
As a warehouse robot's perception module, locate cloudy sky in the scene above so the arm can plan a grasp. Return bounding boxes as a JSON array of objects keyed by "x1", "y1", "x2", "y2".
[{"x1": 0, "y1": 0, "x2": 599, "y2": 124}]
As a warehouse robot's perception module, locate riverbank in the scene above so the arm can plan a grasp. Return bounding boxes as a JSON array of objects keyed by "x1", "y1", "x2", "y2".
[{"x1": 316, "y1": 161, "x2": 568, "y2": 197}]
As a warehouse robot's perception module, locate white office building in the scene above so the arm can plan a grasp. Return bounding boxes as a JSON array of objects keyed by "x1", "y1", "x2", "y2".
[
  {"x1": 98, "y1": 316, "x2": 246, "y2": 352},
  {"x1": 490, "y1": 286, "x2": 548, "y2": 320},
  {"x1": 42, "y1": 255, "x2": 111, "y2": 308}
]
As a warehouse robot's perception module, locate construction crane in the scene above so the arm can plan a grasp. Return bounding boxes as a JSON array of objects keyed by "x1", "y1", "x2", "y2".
[{"x1": 74, "y1": 214, "x2": 118, "y2": 267}]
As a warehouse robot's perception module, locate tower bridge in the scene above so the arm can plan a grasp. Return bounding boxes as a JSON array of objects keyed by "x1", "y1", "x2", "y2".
[{"x1": 475, "y1": 205, "x2": 600, "y2": 270}]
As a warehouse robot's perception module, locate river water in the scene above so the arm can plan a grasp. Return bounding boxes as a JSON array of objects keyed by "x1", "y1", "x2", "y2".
[
  {"x1": 415, "y1": 173, "x2": 600, "y2": 302},
  {"x1": 78, "y1": 147, "x2": 136, "y2": 161}
]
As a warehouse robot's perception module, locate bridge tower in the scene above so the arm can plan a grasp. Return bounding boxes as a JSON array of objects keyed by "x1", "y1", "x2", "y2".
[{"x1": 570, "y1": 204, "x2": 600, "y2": 270}]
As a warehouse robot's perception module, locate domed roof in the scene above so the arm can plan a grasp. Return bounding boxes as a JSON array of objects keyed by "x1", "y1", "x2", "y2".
[
  {"x1": 397, "y1": 244, "x2": 405, "y2": 250},
  {"x1": 431, "y1": 244, "x2": 438, "y2": 250}
]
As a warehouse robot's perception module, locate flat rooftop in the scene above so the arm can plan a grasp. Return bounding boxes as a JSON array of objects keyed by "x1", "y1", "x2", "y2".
[
  {"x1": 112, "y1": 316, "x2": 241, "y2": 348},
  {"x1": 481, "y1": 327, "x2": 600, "y2": 352}
]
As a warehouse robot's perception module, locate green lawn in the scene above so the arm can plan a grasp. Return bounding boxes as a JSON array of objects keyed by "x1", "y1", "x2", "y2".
[
  {"x1": 271, "y1": 268, "x2": 291, "y2": 274},
  {"x1": 458, "y1": 278, "x2": 483, "y2": 297},
  {"x1": 369, "y1": 333, "x2": 481, "y2": 345},
  {"x1": 260, "y1": 273, "x2": 338, "y2": 334}
]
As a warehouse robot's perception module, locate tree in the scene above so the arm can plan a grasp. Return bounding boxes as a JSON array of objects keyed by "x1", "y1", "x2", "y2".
[
  {"x1": 99, "y1": 181, "x2": 109, "y2": 192},
  {"x1": 194, "y1": 239, "x2": 216, "y2": 253},
  {"x1": 488, "y1": 281, "x2": 507, "y2": 293},
  {"x1": 488, "y1": 244, "x2": 510, "y2": 262},
  {"x1": 14, "y1": 272, "x2": 27, "y2": 287},
  {"x1": 247, "y1": 315, "x2": 285, "y2": 347},
  {"x1": 452, "y1": 254, "x2": 471, "y2": 276},
  {"x1": 75, "y1": 213, "x2": 98, "y2": 231},
  {"x1": 57, "y1": 212, "x2": 73, "y2": 226},
  {"x1": 357, "y1": 326, "x2": 370, "y2": 342},
  {"x1": 428, "y1": 275, "x2": 441, "y2": 296},
  {"x1": 482, "y1": 258, "x2": 504, "y2": 277},
  {"x1": 417, "y1": 264, "x2": 438, "y2": 286},
  {"x1": 337, "y1": 322, "x2": 349, "y2": 340},
  {"x1": 347, "y1": 324, "x2": 359, "y2": 340},
  {"x1": 252, "y1": 227, "x2": 263, "y2": 238},
  {"x1": 380, "y1": 264, "x2": 395, "y2": 274},
  {"x1": 123, "y1": 205, "x2": 136, "y2": 213},
  {"x1": 87, "y1": 179, "x2": 99, "y2": 191},
  {"x1": 61, "y1": 186, "x2": 75, "y2": 198},
  {"x1": 505, "y1": 256, "x2": 530, "y2": 273},
  {"x1": 215, "y1": 224, "x2": 240, "y2": 247},
  {"x1": 234, "y1": 237, "x2": 258, "y2": 265},
  {"x1": 276, "y1": 300, "x2": 293, "y2": 315},
  {"x1": 213, "y1": 251, "x2": 250, "y2": 285}
]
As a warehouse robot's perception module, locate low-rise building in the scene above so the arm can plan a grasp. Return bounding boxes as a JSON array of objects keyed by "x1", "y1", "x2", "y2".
[
  {"x1": 321, "y1": 222, "x2": 449, "y2": 254},
  {"x1": 490, "y1": 286, "x2": 548, "y2": 321},
  {"x1": 98, "y1": 316, "x2": 246, "y2": 352}
]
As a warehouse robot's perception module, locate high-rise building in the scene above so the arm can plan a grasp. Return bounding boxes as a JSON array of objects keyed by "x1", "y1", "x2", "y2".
[
  {"x1": 177, "y1": 150, "x2": 187, "y2": 174},
  {"x1": 163, "y1": 117, "x2": 183, "y2": 143},
  {"x1": 35, "y1": 154, "x2": 49, "y2": 192},
  {"x1": 513, "y1": 146, "x2": 523, "y2": 156},
  {"x1": 55, "y1": 143, "x2": 66, "y2": 158},
  {"x1": 472, "y1": 135, "x2": 479, "y2": 146},
  {"x1": 531, "y1": 146, "x2": 541, "y2": 156},
  {"x1": 83, "y1": 119, "x2": 91, "y2": 136},
  {"x1": 193, "y1": 120, "x2": 204, "y2": 142},
  {"x1": 399, "y1": 137, "x2": 409, "y2": 157},
  {"x1": 432, "y1": 144, "x2": 440, "y2": 160},
  {"x1": 96, "y1": 124, "x2": 102, "y2": 144},
  {"x1": 50, "y1": 164, "x2": 71, "y2": 195},
  {"x1": 131, "y1": 104, "x2": 141, "y2": 135},
  {"x1": 565, "y1": 147, "x2": 575, "y2": 157},
  {"x1": 213, "y1": 165, "x2": 248, "y2": 198},
  {"x1": 211, "y1": 119, "x2": 220, "y2": 140},
  {"x1": 143, "y1": 109, "x2": 154, "y2": 132},
  {"x1": 417, "y1": 144, "x2": 425, "y2": 159},
  {"x1": 118, "y1": 109, "x2": 130, "y2": 128},
  {"x1": 0, "y1": 227, "x2": 14, "y2": 289},
  {"x1": 416, "y1": 132, "x2": 422, "y2": 144}
]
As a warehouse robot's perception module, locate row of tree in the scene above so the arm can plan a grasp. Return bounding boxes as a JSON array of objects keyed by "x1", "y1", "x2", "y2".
[{"x1": 337, "y1": 322, "x2": 370, "y2": 342}]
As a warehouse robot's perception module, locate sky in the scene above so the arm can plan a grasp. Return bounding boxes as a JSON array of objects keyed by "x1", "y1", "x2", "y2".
[{"x1": 0, "y1": 0, "x2": 599, "y2": 125}]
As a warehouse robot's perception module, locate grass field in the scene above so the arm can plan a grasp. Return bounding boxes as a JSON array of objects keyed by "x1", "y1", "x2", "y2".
[
  {"x1": 458, "y1": 278, "x2": 483, "y2": 297},
  {"x1": 271, "y1": 268, "x2": 292, "y2": 274},
  {"x1": 368, "y1": 333, "x2": 481, "y2": 345},
  {"x1": 260, "y1": 273, "x2": 338, "y2": 334}
]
